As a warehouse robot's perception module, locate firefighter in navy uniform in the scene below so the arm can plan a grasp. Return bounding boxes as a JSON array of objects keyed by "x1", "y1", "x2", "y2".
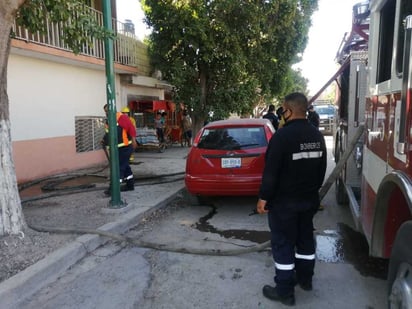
[
  {"x1": 103, "y1": 104, "x2": 137, "y2": 194},
  {"x1": 257, "y1": 92, "x2": 327, "y2": 306},
  {"x1": 263, "y1": 104, "x2": 279, "y2": 130}
]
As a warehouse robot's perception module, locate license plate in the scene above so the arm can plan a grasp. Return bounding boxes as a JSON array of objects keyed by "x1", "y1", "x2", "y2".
[{"x1": 221, "y1": 157, "x2": 241, "y2": 168}]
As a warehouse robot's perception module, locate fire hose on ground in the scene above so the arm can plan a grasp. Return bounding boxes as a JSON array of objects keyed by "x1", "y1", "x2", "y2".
[
  {"x1": 20, "y1": 171, "x2": 185, "y2": 204},
  {"x1": 29, "y1": 125, "x2": 365, "y2": 256}
]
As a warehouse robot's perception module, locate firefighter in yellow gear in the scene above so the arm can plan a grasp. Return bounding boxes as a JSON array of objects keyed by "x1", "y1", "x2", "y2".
[{"x1": 121, "y1": 107, "x2": 136, "y2": 162}]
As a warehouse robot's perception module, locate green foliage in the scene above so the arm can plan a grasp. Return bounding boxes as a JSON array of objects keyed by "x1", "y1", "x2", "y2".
[
  {"x1": 15, "y1": 0, "x2": 113, "y2": 54},
  {"x1": 322, "y1": 83, "x2": 337, "y2": 103},
  {"x1": 142, "y1": 0, "x2": 317, "y2": 120},
  {"x1": 277, "y1": 68, "x2": 309, "y2": 101}
]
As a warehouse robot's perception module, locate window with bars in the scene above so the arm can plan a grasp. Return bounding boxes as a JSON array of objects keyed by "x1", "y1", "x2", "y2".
[{"x1": 75, "y1": 116, "x2": 106, "y2": 153}]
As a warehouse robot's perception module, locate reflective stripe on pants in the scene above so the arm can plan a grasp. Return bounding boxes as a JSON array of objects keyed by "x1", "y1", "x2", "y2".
[
  {"x1": 118, "y1": 145, "x2": 133, "y2": 181},
  {"x1": 268, "y1": 199, "x2": 317, "y2": 295}
]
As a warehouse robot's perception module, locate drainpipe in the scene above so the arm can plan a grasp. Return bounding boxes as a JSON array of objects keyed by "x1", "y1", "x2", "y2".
[{"x1": 102, "y1": 0, "x2": 124, "y2": 207}]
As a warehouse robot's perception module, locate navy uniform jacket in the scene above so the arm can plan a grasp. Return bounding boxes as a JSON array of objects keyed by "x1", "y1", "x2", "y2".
[{"x1": 259, "y1": 118, "x2": 327, "y2": 204}]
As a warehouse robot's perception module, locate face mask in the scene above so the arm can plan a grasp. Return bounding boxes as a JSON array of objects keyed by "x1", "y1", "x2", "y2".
[{"x1": 282, "y1": 109, "x2": 291, "y2": 122}]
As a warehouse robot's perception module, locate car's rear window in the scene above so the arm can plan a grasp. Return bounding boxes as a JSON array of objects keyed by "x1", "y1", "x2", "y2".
[{"x1": 197, "y1": 126, "x2": 267, "y2": 150}]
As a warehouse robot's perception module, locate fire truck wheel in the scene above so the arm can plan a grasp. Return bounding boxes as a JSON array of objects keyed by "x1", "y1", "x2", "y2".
[{"x1": 388, "y1": 221, "x2": 412, "y2": 308}]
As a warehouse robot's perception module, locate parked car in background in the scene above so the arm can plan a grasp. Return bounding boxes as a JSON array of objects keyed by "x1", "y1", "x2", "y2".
[
  {"x1": 313, "y1": 104, "x2": 337, "y2": 134},
  {"x1": 185, "y1": 118, "x2": 275, "y2": 196}
]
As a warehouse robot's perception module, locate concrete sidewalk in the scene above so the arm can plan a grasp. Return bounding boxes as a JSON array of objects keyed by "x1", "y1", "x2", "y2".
[{"x1": 0, "y1": 145, "x2": 190, "y2": 308}]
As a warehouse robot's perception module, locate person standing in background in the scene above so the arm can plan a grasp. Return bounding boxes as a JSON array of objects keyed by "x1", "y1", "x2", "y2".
[
  {"x1": 155, "y1": 112, "x2": 165, "y2": 143},
  {"x1": 276, "y1": 106, "x2": 286, "y2": 129},
  {"x1": 307, "y1": 105, "x2": 320, "y2": 129},
  {"x1": 263, "y1": 104, "x2": 279, "y2": 130},
  {"x1": 181, "y1": 110, "x2": 192, "y2": 147}
]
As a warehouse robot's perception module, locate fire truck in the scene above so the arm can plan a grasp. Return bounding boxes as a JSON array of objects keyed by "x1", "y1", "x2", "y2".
[{"x1": 311, "y1": 0, "x2": 412, "y2": 306}]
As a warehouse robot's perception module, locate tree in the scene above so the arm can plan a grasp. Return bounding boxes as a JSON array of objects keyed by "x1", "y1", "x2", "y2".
[
  {"x1": 0, "y1": 0, "x2": 108, "y2": 236},
  {"x1": 142, "y1": 0, "x2": 318, "y2": 131},
  {"x1": 280, "y1": 68, "x2": 309, "y2": 100}
]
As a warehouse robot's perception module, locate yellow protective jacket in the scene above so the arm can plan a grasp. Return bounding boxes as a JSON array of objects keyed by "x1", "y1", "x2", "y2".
[{"x1": 104, "y1": 112, "x2": 132, "y2": 147}]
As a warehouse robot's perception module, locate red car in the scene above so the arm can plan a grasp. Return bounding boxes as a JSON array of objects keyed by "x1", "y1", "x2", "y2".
[{"x1": 185, "y1": 118, "x2": 275, "y2": 196}]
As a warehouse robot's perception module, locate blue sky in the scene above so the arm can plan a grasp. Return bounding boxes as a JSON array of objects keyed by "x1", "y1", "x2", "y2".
[{"x1": 117, "y1": 0, "x2": 361, "y2": 95}]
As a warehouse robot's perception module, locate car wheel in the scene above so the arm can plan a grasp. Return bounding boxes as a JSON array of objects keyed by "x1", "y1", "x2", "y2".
[
  {"x1": 196, "y1": 195, "x2": 211, "y2": 206},
  {"x1": 190, "y1": 196, "x2": 212, "y2": 206},
  {"x1": 388, "y1": 221, "x2": 412, "y2": 309},
  {"x1": 182, "y1": 189, "x2": 207, "y2": 206}
]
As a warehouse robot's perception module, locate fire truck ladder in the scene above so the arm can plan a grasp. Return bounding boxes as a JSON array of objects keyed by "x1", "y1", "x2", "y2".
[
  {"x1": 308, "y1": 58, "x2": 350, "y2": 105},
  {"x1": 309, "y1": 1, "x2": 369, "y2": 104}
]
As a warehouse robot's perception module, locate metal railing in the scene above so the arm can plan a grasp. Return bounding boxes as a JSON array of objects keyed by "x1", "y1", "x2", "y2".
[
  {"x1": 11, "y1": 5, "x2": 151, "y2": 74},
  {"x1": 74, "y1": 116, "x2": 106, "y2": 153}
]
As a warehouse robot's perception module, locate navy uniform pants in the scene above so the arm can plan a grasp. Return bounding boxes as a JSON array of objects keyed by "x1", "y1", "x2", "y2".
[
  {"x1": 268, "y1": 199, "x2": 317, "y2": 296},
  {"x1": 118, "y1": 145, "x2": 134, "y2": 187}
]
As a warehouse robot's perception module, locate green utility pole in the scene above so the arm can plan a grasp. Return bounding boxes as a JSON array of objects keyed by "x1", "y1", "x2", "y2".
[{"x1": 102, "y1": 0, "x2": 123, "y2": 207}]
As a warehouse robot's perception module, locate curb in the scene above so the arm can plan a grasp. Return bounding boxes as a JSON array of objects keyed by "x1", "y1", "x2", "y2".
[{"x1": 0, "y1": 185, "x2": 185, "y2": 309}]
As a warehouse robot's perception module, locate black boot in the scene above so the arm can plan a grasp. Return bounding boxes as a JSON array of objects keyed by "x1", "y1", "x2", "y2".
[
  {"x1": 298, "y1": 281, "x2": 312, "y2": 291},
  {"x1": 262, "y1": 285, "x2": 295, "y2": 306},
  {"x1": 121, "y1": 179, "x2": 134, "y2": 191},
  {"x1": 104, "y1": 187, "x2": 111, "y2": 196}
]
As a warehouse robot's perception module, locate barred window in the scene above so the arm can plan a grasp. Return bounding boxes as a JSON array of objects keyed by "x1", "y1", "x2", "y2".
[{"x1": 75, "y1": 116, "x2": 106, "y2": 153}]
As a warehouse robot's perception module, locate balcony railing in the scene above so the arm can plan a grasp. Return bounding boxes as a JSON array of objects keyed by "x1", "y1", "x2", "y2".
[{"x1": 11, "y1": 5, "x2": 151, "y2": 75}]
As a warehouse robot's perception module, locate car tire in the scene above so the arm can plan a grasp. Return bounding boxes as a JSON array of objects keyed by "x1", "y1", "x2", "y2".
[
  {"x1": 183, "y1": 190, "x2": 209, "y2": 206},
  {"x1": 388, "y1": 221, "x2": 412, "y2": 309},
  {"x1": 195, "y1": 195, "x2": 211, "y2": 206}
]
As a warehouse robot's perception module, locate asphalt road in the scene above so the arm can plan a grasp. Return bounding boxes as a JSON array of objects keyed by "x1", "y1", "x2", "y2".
[{"x1": 20, "y1": 136, "x2": 388, "y2": 309}]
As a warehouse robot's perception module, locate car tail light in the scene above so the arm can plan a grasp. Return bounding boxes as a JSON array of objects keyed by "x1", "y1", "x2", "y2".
[{"x1": 265, "y1": 127, "x2": 273, "y2": 142}]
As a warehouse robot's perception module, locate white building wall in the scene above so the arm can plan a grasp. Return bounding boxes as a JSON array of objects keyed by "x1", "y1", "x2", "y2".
[
  {"x1": 7, "y1": 48, "x2": 170, "y2": 184},
  {"x1": 7, "y1": 53, "x2": 129, "y2": 183},
  {"x1": 8, "y1": 54, "x2": 121, "y2": 141}
]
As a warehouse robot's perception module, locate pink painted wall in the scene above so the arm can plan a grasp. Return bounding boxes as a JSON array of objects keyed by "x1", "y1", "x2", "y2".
[{"x1": 13, "y1": 136, "x2": 106, "y2": 184}]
